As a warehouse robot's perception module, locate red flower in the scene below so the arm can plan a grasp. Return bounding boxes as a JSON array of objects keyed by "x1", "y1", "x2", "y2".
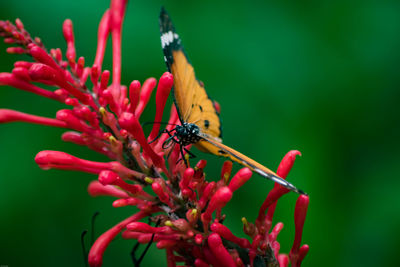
[{"x1": 0, "y1": 0, "x2": 309, "y2": 266}]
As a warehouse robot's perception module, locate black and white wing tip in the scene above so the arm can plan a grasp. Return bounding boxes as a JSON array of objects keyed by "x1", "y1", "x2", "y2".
[
  {"x1": 159, "y1": 7, "x2": 183, "y2": 68},
  {"x1": 259, "y1": 170, "x2": 307, "y2": 195}
]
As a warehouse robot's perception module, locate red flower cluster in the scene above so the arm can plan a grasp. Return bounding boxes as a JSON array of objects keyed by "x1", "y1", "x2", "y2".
[{"x1": 0, "y1": 0, "x2": 309, "y2": 266}]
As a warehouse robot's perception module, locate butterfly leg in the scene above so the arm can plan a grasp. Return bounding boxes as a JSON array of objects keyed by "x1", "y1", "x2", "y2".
[
  {"x1": 176, "y1": 145, "x2": 197, "y2": 166},
  {"x1": 183, "y1": 147, "x2": 196, "y2": 159},
  {"x1": 178, "y1": 144, "x2": 189, "y2": 167},
  {"x1": 162, "y1": 132, "x2": 180, "y2": 149},
  {"x1": 148, "y1": 129, "x2": 169, "y2": 144}
]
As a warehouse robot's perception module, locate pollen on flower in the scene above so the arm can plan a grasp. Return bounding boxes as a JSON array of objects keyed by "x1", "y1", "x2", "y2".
[{"x1": 0, "y1": 0, "x2": 309, "y2": 266}]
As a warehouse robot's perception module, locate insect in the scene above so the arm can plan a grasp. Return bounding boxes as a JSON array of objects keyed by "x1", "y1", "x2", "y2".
[{"x1": 159, "y1": 7, "x2": 306, "y2": 195}]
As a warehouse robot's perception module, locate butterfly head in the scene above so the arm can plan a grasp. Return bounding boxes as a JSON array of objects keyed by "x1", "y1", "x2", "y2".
[{"x1": 175, "y1": 122, "x2": 202, "y2": 146}]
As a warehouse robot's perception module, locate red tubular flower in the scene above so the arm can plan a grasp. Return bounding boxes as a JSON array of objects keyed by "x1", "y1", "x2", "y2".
[
  {"x1": 88, "y1": 211, "x2": 148, "y2": 267},
  {"x1": 0, "y1": 109, "x2": 67, "y2": 127},
  {"x1": 194, "y1": 258, "x2": 210, "y2": 267},
  {"x1": 62, "y1": 19, "x2": 76, "y2": 65},
  {"x1": 207, "y1": 233, "x2": 236, "y2": 267},
  {"x1": 220, "y1": 160, "x2": 233, "y2": 183},
  {"x1": 118, "y1": 111, "x2": 168, "y2": 174},
  {"x1": 135, "y1": 77, "x2": 157, "y2": 118},
  {"x1": 98, "y1": 170, "x2": 152, "y2": 200},
  {"x1": 126, "y1": 222, "x2": 159, "y2": 233},
  {"x1": 289, "y1": 195, "x2": 310, "y2": 267},
  {"x1": 201, "y1": 186, "x2": 232, "y2": 227},
  {"x1": 35, "y1": 150, "x2": 112, "y2": 173},
  {"x1": 0, "y1": 72, "x2": 60, "y2": 100},
  {"x1": 0, "y1": 1, "x2": 309, "y2": 266},
  {"x1": 166, "y1": 248, "x2": 176, "y2": 267},
  {"x1": 198, "y1": 181, "x2": 216, "y2": 210},
  {"x1": 228, "y1": 167, "x2": 252, "y2": 192},
  {"x1": 152, "y1": 181, "x2": 173, "y2": 207},
  {"x1": 256, "y1": 150, "x2": 302, "y2": 232},
  {"x1": 148, "y1": 72, "x2": 174, "y2": 143},
  {"x1": 128, "y1": 80, "x2": 141, "y2": 112},
  {"x1": 112, "y1": 197, "x2": 148, "y2": 208},
  {"x1": 88, "y1": 180, "x2": 129, "y2": 198},
  {"x1": 278, "y1": 254, "x2": 289, "y2": 267},
  {"x1": 211, "y1": 222, "x2": 250, "y2": 248}
]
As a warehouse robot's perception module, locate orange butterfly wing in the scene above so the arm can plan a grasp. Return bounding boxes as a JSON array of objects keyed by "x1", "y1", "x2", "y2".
[
  {"x1": 197, "y1": 135, "x2": 305, "y2": 194},
  {"x1": 160, "y1": 8, "x2": 222, "y2": 140}
]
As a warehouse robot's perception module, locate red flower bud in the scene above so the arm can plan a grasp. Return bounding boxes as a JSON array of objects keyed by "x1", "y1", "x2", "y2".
[
  {"x1": 220, "y1": 160, "x2": 233, "y2": 183},
  {"x1": 6, "y1": 47, "x2": 27, "y2": 54},
  {"x1": 35, "y1": 150, "x2": 118, "y2": 175},
  {"x1": 289, "y1": 195, "x2": 309, "y2": 267},
  {"x1": 56, "y1": 109, "x2": 95, "y2": 134},
  {"x1": 88, "y1": 180, "x2": 129, "y2": 198},
  {"x1": 298, "y1": 244, "x2": 309, "y2": 265},
  {"x1": 76, "y1": 56, "x2": 85, "y2": 77},
  {"x1": 98, "y1": 170, "x2": 149, "y2": 198},
  {"x1": 148, "y1": 72, "x2": 173, "y2": 142},
  {"x1": 135, "y1": 77, "x2": 156, "y2": 118},
  {"x1": 12, "y1": 67, "x2": 30, "y2": 81},
  {"x1": 213, "y1": 100, "x2": 221, "y2": 113},
  {"x1": 207, "y1": 233, "x2": 236, "y2": 267},
  {"x1": 156, "y1": 240, "x2": 177, "y2": 249},
  {"x1": 128, "y1": 80, "x2": 141, "y2": 112},
  {"x1": 256, "y1": 150, "x2": 302, "y2": 232},
  {"x1": 62, "y1": 19, "x2": 76, "y2": 64},
  {"x1": 180, "y1": 168, "x2": 194, "y2": 190},
  {"x1": 194, "y1": 258, "x2": 210, "y2": 267},
  {"x1": 201, "y1": 186, "x2": 232, "y2": 226},
  {"x1": 118, "y1": 112, "x2": 167, "y2": 173},
  {"x1": 277, "y1": 150, "x2": 302, "y2": 179},
  {"x1": 15, "y1": 18, "x2": 24, "y2": 30},
  {"x1": 29, "y1": 45, "x2": 60, "y2": 70},
  {"x1": 198, "y1": 181, "x2": 216, "y2": 210},
  {"x1": 211, "y1": 222, "x2": 250, "y2": 248},
  {"x1": 228, "y1": 167, "x2": 252, "y2": 192},
  {"x1": 186, "y1": 209, "x2": 198, "y2": 225},
  {"x1": 0, "y1": 73, "x2": 59, "y2": 100},
  {"x1": 28, "y1": 63, "x2": 59, "y2": 82},
  {"x1": 195, "y1": 234, "x2": 203, "y2": 245},
  {"x1": 112, "y1": 197, "x2": 146, "y2": 208},
  {"x1": 152, "y1": 182, "x2": 172, "y2": 207},
  {"x1": 278, "y1": 254, "x2": 289, "y2": 267},
  {"x1": 99, "y1": 70, "x2": 110, "y2": 93},
  {"x1": 269, "y1": 222, "x2": 284, "y2": 244},
  {"x1": 103, "y1": 89, "x2": 119, "y2": 114},
  {"x1": 169, "y1": 218, "x2": 190, "y2": 232},
  {"x1": 14, "y1": 61, "x2": 33, "y2": 69},
  {"x1": 0, "y1": 109, "x2": 67, "y2": 127},
  {"x1": 126, "y1": 222, "x2": 158, "y2": 233},
  {"x1": 89, "y1": 211, "x2": 148, "y2": 267},
  {"x1": 195, "y1": 159, "x2": 207, "y2": 170}
]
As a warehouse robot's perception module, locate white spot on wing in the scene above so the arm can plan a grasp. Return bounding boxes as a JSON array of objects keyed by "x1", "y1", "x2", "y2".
[{"x1": 161, "y1": 31, "x2": 179, "y2": 48}]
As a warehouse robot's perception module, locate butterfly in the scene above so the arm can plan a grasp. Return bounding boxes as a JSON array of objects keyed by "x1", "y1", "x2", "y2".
[{"x1": 159, "y1": 7, "x2": 306, "y2": 195}]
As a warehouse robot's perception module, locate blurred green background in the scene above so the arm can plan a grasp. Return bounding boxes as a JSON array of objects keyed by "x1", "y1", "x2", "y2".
[{"x1": 1, "y1": 0, "x2": 399, "y2": 266}]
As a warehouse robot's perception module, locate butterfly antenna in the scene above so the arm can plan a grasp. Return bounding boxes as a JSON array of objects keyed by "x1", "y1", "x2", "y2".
[
  {"x1": 131, "y1": 241, "x2": 141, "y2": 267},
  {"x1": 131, "y1": 218, "x2": 161, "y2": 267},
  {"x1": 141, "y1": 121, "x2": 178, "y2": 127},
  {"x1": 91, "y1": 211, "x2": 100, "y2": 244},
  {"x1": 142, "y1": 122, "x2": 178, "y2": 144},
  {"x1": 81, "y1": 230, "x2": 89, "y2": 267}
]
